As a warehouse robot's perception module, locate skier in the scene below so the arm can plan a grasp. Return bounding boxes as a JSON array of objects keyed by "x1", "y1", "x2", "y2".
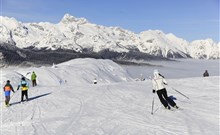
[
  {"x1": 31, "y1": 71, "x2": 37, "y2": 87},
  {"x1": 152, "y1": 69, "x2": 179, "y2": 110},
  {"x1": 140, "y1": 73, "x2": 145, "y2": 81},
  {"x1": 93, "y1": 78, "x2": 97, "y2": 84},
  {"x1": 17, "y1": 77, "x2": 29, "y2": 102},
  {"x1": 59, "y1": 79, "x2": 62, "y2": 85},
  {"x1": 203, "y1": 70, "x2": 209, "y2": 77},
  {"x1": 3, "y1": 80, "x2": 15, "y2": 107}
]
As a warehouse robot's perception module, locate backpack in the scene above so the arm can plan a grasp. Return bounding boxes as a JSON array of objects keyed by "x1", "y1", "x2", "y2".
[
  {"x1": 4, "y1": 85, "x2": 11, "y2": 91},
  {"x1": 21, "y1": 81, "x2": 27, "y2": 87}
]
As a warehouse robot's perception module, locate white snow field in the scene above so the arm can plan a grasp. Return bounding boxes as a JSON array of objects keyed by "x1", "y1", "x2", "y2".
[{"x1": 0, "y1": 58, "x2": 219, "y2": 135}]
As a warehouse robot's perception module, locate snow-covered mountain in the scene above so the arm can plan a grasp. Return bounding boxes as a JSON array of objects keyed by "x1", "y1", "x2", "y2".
[
  {"x1": 189, "y1": 39, "x2": 220, "y2": 59},
  {"x1": 0, "y1": 14, "x2": 219, "y2": 59}
]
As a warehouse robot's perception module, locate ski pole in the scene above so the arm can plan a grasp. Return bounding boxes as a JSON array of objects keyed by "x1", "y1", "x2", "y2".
[
  {"x1": 151, "y1": 97, "x2": 154, "y2": 115},
  {"x1": 10, "y1": 88, "x2": 19, "y2": 99},
  {"x1": 10, "y1": 92, "x2": 16, "y2": 99},
  {"x1": 172, "y1": 87, "x2": 189, "y2": 99}
]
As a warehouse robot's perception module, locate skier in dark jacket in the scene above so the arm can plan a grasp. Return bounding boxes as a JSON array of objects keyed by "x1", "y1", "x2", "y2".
[
  {"x1": 3, "y1": 80, "x2": 15, "y2": 107},
  {"x1": 152, "y1": 69, "x2": 179, "y2": 110},
  {"x1": 203, "y1": 70, "x2": 209, "y2": 77},
  {"x1": 17, "y1": 77, "x2": 29, "y2": 102}
]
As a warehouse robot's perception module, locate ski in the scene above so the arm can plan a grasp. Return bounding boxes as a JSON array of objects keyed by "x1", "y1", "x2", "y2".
[{"x1": 170, "y1": 107, "x2": 183, "y2": 111}]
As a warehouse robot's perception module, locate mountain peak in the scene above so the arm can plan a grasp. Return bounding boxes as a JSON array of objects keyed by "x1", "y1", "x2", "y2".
[
  {"x1": 60, "y1": 13, "x2": 88, "y2": 24},
  {"x1": 60, "y1": 13, "x2": 77, "y2": 23}
]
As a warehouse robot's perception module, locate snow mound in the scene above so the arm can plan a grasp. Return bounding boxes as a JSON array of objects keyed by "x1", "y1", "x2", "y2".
[{"x1": 1, "y1": 58, "x2": 133, "y2": 87}]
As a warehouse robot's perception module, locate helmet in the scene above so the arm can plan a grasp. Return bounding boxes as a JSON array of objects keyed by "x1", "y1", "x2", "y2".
[
  {"x1": 153, "y1": 69, "x2": 159, "y2": 77},
  {"x1": 154, "y1": 69, "x2": 159, "y2": 74}
]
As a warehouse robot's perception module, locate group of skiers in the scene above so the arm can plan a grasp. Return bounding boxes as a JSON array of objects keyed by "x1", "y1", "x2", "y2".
[
  {"x1": 3, "y1": 69, "x2": 205, "y2": 110},
  {"x1": 3, "y1": 71, "x2": 37, "y2": 107},
  {"x1": 3, "y1": 69, "x2": 180, "y2": 110}
]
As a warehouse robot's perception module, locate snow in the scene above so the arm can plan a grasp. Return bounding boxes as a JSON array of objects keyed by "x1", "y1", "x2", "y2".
[
  {"x1": 0, "y1": 14, "x2": 219, "y2": 59},
  {"x1": 0, "y1": 58, "x2": 219, "y2": 135}
]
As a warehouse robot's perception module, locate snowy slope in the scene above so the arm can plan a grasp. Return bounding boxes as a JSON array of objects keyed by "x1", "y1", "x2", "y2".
[
  {"x1": 0, "y1": 14, "x2": 219, "y2": 59},
  {"x1": 0, "y1": 58, "x2": 219, "y2": 135}
]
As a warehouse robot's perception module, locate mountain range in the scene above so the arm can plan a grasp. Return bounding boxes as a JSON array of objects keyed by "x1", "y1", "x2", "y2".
[{"x1": 0, "y1": 13, "x2": 219, "y2": 65}]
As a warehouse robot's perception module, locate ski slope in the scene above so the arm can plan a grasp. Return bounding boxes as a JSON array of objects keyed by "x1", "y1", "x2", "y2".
[{"x1": 0, "y1": 58, "x2": 219, "y2": 135}]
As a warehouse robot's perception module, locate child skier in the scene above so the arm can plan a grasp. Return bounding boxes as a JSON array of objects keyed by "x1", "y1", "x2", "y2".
[{"x1": 17, "y1": 77, "x2": 29, "y2": 102}]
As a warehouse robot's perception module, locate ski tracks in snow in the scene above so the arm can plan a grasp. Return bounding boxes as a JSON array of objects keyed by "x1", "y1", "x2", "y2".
[
  {"x1": 1, "y1": 87, "x2": 51, "y2": 135},
  {"x1": 55, "y1": 96, "x2": 84, "y2": 134}
]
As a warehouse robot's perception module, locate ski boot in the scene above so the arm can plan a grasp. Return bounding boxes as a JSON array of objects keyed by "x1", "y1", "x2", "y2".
[
  {"x1": 174, "y1": 105, "x2": 179, "y2": 109},
  {"x1": 165, "y1": 106, "x2": 171, "y2": 110}
]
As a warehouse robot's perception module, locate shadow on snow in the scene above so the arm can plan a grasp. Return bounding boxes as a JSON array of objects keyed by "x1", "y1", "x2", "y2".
[
  {"x1": 10, "y1": 92, "x2": 52, "y2": 106},
  {"x1": 169, "y1": 95, "x2": 177, "y2": 100},
  {"x1": 169, "y1": 95, "x2": 191, "y2": 104}
]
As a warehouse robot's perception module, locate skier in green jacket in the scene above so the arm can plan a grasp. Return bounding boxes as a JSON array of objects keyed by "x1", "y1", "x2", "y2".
[{"x1": 31, "y1": 71, "x2": 37, "y2": 87}]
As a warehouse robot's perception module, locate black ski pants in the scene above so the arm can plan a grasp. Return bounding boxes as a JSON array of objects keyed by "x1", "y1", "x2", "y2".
[
  {"x1": 32, "y1": 80, "x2": 37, "y2": 87},
  {"x1": 156, "y1": 88, "x2": 176, "y2": 108},
  {"x1": 21, "y1": 90, "x2": 28, "y2": 101},
  {"x1": 5, "y1": 96, "x2": 10, "y2": 105}
]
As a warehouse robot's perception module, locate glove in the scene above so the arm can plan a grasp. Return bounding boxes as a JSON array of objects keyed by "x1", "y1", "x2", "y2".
[{"x1": 152, "y1": 90, "x2": 156, "y2": 93}]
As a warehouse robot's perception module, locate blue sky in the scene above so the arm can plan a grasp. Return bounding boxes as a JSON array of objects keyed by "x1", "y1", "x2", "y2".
[{"x1": 1, "y1": 0, "x2": 219, "y2": 42}]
